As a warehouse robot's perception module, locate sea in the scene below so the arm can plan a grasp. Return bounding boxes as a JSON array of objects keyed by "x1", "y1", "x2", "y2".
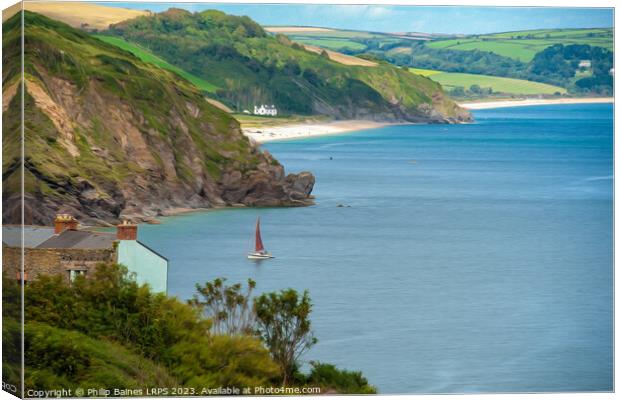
[{"x1": 138, "y1": 104, "x2": 613, "y2": 394}]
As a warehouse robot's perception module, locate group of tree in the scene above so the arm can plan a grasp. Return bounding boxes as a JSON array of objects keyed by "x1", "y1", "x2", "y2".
[
  {"x1": 3, "y1": 264, "x2": 376, "y2": 394},
  {"x1": 191, "y1": 278, "x2": 321, "y2": 386},
  {"x1": 357, "y1": 41, "x2": 613, "y2": 95},
  {"x1": 386, "y1": 43, "x2": 527, "y2": 79},
  {"x1": 528, "y1": 44, "x2": 613, "y2": 94},
  {"x1": 447, "y1": 84, "x2": 495, "y2": 99}
]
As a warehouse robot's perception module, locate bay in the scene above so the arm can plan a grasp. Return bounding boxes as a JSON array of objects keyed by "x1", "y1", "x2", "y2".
[{"x1": 137, "y1": 104, "x2": 613, "y2": 393}]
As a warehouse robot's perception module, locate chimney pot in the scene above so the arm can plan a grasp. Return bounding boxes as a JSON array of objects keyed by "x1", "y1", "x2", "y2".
[
  {"x1": 54, "y1": 214, "x2": 78, "y2": 234},
  {"x1": 117, "y1": 220, "x2": 138, "y2": 240}
]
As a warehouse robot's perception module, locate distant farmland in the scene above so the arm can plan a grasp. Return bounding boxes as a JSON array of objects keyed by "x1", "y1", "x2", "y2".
[
  {"x1": 265, "y1": 26, "x2": 385, "y2": 38},
  {"x1": 265, "y1": 26, "x2": 422, "y2": 53},
  {"x1": 411, "y1": 69, "x2": 567, "y2": 95},
  {"x1": 292, "y1": 38, "x2": 368, "y2": 52},
  {"x1": 426, "y1": 28, "x2": 613, "y2": 62}
]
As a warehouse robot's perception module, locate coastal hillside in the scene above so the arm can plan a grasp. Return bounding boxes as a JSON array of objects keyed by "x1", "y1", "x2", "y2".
[
  {"x1": 103, "y1": 8, "x2": 470, "y2": 123},
  {"x1": 2, "y1": 11, "x2": 315, "y2": 226}
]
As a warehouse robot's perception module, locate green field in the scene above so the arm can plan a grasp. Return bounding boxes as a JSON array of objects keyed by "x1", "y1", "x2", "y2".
[
  {"x1": 233, "y1": 113, "x2": 329, "y2": 128},
  {"x1": 266, "y1": 27, "x2": 384, "y2": 39},
  {"x1": 427, "y1": 28, "x2": 613, "y2": 62},
  {"x1": 269, "y1": 27, "x2": 404, "y2": 53},
  {"x1": 411, "y1": 68, "x2": 567, "y2": 95},
  {"x1": 94, "y1": 35, "x2": 218, "y2": 93},
  {"x1": 291, "y1": 37, "x2": 367, "y2": 51}
]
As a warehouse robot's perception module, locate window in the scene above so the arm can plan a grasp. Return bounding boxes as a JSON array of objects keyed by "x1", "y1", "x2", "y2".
[
  {"x1": 15, "y1": 271, "x2": 29, "y2": 284},
  {"x1": 69, "y1": 269, "x2": 87, "y2": 282}
]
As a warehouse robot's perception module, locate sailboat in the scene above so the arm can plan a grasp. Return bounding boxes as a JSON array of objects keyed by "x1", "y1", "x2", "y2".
[{"x1": 247, "y1": 217, "x2": 274, "y2": 259}]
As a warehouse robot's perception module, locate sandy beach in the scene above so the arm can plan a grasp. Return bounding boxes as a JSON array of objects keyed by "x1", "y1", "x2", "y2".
[
  {"x1": 243, "y1": 120, "x2": 392, "y2": 143},
  {"x1": 459, "y1": 97, "x2": 613, "y2": 110},
  {"x1": 242, "y1": 98, "x2": 613, "y2": 143}
]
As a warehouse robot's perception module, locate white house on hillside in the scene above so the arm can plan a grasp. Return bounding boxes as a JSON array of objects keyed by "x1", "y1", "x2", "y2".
[
  {"x1": 578, "y1": 60, "x2": 591, "y2": 69},
  {"x1": 254, "y1": 104, "x2": 277, "y2": 116}
]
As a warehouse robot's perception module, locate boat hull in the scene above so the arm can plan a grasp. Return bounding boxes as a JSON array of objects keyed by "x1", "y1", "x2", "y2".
[{"x1": 247, "y1": 252, "x2": 274, "y2": 260}]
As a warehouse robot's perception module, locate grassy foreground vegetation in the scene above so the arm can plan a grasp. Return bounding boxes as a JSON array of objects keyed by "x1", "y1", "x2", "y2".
[
  {"x1": 3, "y1": 264, "x2": 376, "y2": 394},
  {"x1": 410, "y1": 68, "x2": 566, "y2": 96}
]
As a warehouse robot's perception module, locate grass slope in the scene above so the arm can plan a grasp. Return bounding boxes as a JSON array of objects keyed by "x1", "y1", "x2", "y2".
[
  {"x1": 427, "y1": 28, "x2": 613, "y2": 62},
  {"x1": 411, "y1": 68, "x2": 567, "y2": 95},
  {"x1": 22, "y1": 321, "x2": 178, "y2": 390},
  {"x1": 94, "y1": 35, "x2": 218, "y2": 93}
]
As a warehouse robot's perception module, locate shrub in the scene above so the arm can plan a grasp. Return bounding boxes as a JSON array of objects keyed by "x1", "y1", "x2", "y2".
[{"x1": 305, "y1": 362, "x2": 377, "y2": 394}]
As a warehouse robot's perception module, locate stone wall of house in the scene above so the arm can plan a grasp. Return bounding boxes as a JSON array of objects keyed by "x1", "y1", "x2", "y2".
[{"x1": 2, "y1": 245, "x2": 116, "y2": 283}]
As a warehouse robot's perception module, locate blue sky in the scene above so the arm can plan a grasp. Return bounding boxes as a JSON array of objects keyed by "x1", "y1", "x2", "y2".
[{"x1": 100, "y1": 3, "x2": 613, "y2": 34}]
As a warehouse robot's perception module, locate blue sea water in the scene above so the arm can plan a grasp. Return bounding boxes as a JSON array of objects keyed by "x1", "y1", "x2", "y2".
[{"x1": 139, "y1": 104, "x2": 613, "y2": 394}]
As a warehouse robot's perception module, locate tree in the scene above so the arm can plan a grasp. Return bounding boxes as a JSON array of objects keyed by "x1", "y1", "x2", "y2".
[
  {"x1": 190, "y1": 278, "x2": 256, "y2": 336},
  {"x1": 469, "y1": 84, "x2": 482, "y2": 95},
  {"x1": 254, "y1": 289, "x2": 317, "y2": 385},
  {"x1": 449, "y1": 86, "x2": 466, "y2": 97}
]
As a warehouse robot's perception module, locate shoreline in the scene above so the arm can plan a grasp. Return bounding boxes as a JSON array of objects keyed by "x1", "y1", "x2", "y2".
[
  {"x1": 242, "y1": 98, "x2": 613, "y2": 143},
  {"x1": 459, "y1": 97, "x2": 613, "y2": 110},
  {"x1": 242, "y1": 120, "x2": 396, "y2": 143}
]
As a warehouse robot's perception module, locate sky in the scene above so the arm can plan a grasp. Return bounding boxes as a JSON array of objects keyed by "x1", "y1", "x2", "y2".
[{"x1": 100, "y1": 2, "x2": 613, "y2": 34}]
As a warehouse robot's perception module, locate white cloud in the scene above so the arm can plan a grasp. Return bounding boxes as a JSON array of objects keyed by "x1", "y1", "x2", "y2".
[{"x1": 365, "y1": 6, "x2": 394, "y2": 19}]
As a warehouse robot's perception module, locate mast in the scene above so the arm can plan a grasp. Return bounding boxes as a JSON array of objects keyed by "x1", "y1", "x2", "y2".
[{"x1": 255, "y1": 217, "x2": 265, "y2": 252}]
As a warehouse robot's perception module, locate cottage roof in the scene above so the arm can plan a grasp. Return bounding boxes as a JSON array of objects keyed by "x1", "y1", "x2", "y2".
[
  {"x1": 37, "y1": 230, "x2": 116, "y2": 249},
  {"x1": 137, "y1": 240, "x2": 169, "y2": 262},
  {"x1": 2, "y1": 226, "x2": 56, "y2": 248}
]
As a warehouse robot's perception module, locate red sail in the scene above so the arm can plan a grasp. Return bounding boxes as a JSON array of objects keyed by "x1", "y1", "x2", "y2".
[{"x1": 255, "y1": 217, "x2": 265, "y2": 252}]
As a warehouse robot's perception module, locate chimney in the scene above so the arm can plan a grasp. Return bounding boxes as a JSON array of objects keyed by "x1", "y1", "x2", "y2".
[
  {"x1": 54, "y1": 214, "x2": 78, "y2": 234},
  {"x1": 116, "y1": 220, "x2": 137, "y2": 240}
]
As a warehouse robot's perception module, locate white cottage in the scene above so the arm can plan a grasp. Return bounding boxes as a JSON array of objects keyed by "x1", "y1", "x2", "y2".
[
  {"x1": 254, "y1": 104, "x2": 278, "y2": 116},
  {"x1": 578, "y1": 60, "x2": 591, "y2": 69}
]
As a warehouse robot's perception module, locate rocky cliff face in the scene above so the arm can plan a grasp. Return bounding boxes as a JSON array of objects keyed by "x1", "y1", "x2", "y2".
[{"x1": 2, "y1": 12, "x2": 314, "y2": 226}]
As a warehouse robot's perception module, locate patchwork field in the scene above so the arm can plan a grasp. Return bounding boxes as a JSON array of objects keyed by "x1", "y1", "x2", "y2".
[
  {"x1": 266, "y1": 26, "x2": 424, "y2": 53},
  {"x1": 21, "y1": 2, "x2": 149, "y2": 30},
  {"x1": 265, "y1": 26, "x2": 335, "y2": 33},
  {"x1": 427, "y1": 28, "x2": 613, "y2": 62},
  {"x1": 292, "y1": 37, "x2": 368, "y2": 52},
  {"x1": 302, "y1": 44, "x2": 377, "y2": 66},
  {"x1": 94, "y1": 35, "x2": 218, "y2": 93},
  {"x1": 411, "y1": 69, "x2": 567, "y2": 95},
  {"x1": 265, "y1": 26, "x2": 384, "y2": 39}
]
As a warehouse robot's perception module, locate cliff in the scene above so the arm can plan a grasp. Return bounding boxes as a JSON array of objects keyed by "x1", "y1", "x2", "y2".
[{"x1": 2, "y1": 12, "x2": 315, "y2": 226}]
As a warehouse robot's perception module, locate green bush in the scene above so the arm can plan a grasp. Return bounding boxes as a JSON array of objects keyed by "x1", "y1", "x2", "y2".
[
  {"x1": 24, "y1": 322, "x2": 177, "y2": 391},
  {"x1": 305, "y1": 362, "x2": 377, "y2": 394},
  {"x1": 22, "y1": 263, "x2": 279, "y2": 390}
]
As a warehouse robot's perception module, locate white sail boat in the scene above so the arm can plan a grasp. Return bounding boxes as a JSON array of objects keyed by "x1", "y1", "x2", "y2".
[{"x1": 247, "y1": 217, "x2": 274, "y2": 259}]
